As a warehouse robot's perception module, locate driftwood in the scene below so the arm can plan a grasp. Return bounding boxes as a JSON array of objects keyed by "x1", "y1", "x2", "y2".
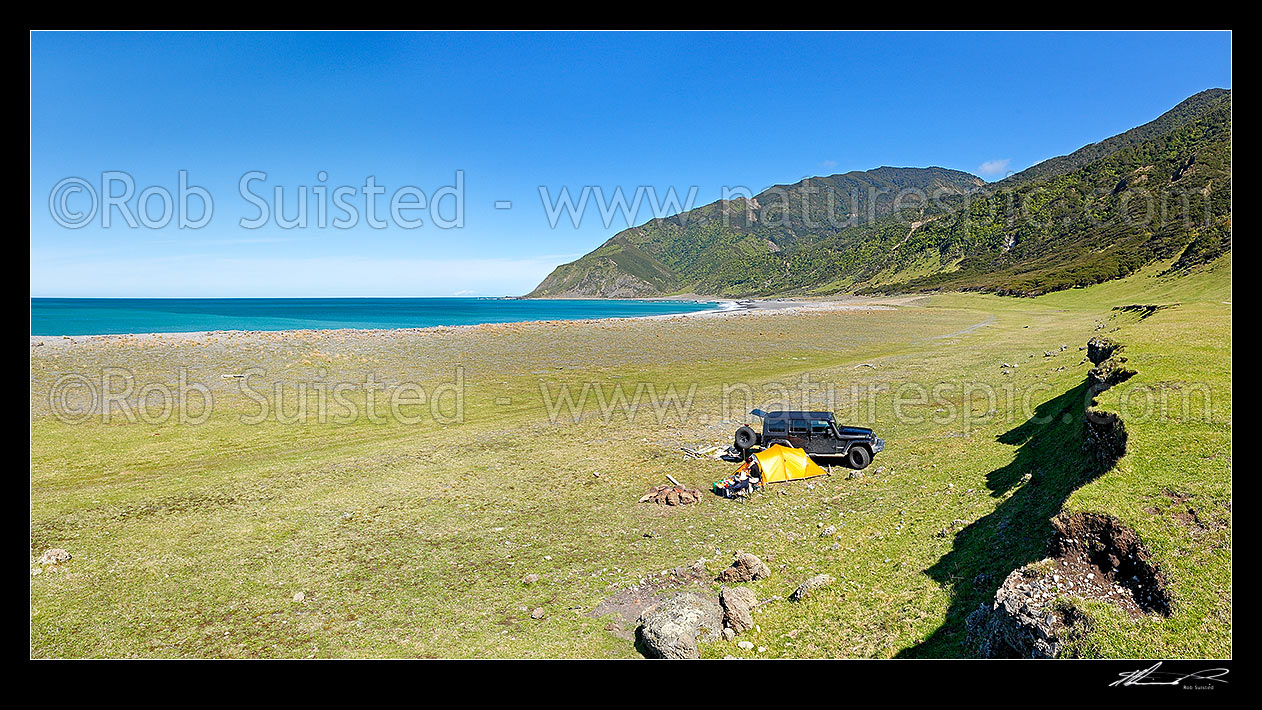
[{"x1": 639, "y1": 484, "x2": 702, "y2": 506}]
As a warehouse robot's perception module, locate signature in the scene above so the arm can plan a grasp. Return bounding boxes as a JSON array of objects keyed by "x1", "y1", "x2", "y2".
[{"x1": 1111, "y1": 662, "x2": 1229, "y2": 687}]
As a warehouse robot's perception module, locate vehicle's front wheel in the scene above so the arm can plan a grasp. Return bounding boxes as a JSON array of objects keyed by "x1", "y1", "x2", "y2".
[{"x1": 847, "y1": 446, "x2": 872, "y2": 470}]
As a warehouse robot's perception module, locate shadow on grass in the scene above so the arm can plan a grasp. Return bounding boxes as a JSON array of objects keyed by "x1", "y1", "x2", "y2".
[{"x1": 897, "y1": 381, "x2": 1103, "y2": 658}]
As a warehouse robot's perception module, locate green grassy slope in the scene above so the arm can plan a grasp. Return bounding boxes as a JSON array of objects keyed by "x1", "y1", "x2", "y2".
[
  {"x1": 528, "y1": 89, "x2": 1230, "y2": 299},
  {"x1": 878, "y1": 89, "x2": 1231, "y2": 295},
  {"x1": 528, "y1": 167, "x2": 984, "y2": 297},
  {"x1": 30, "y1": 257, "x2": 1229, "y2": 658}
]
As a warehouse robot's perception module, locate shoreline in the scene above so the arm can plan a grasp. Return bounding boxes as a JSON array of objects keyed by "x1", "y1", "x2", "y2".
[{"x1": 29, "y1": 298, "x2": 900, "y2": 345}]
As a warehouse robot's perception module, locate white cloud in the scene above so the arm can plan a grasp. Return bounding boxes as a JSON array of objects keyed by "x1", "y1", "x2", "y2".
[{"x1": 977, "y1": 158, "x2": 1012, "y2": 177}]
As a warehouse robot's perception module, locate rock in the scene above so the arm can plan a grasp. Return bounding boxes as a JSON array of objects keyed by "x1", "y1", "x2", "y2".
[
  {"x1": 966, "y1": 570, "x2": 1073, "y2": 658},
  {"x1": 1086, "y1": 337, "x2": 1121, "y2": 365},
  {"x1": 718, "y1": 552, "x2": 770, "y2": 583},
  {"x1": 722, "y1": 628, "x2": 736, "y2": 641},
  {"x1": 737, "y1": 640, "x2": 754, "y2": 650},
  {"x1": 719, "y1": 586, "x2": 758, "y2": 634},
  {"x1": 820, "y1": 525, "x2": 837, "y2": 538},
  {"x1": 293, "y1": 592, "x2": 305, "y2": 603},
  {"x1": 531, "y1": 607, "x2": 545, "y2": 619},
  {"x1": 636, "y1": 592, "x2": 724, "y2": 660},
  {"x1": 789, "y1": 574, "x2": 834, "y2": 601},
  {"x1": 36, "y1": 548, "x2": 71, "y2": 565},
  {"x1": 522, "y1": 573, "x2": 540, "y2": 585}
]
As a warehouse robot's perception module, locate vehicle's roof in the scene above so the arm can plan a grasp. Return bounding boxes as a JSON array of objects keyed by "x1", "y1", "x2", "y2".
[{"x1": 761, "y1": 410, "x2": 835, "y2": 420}]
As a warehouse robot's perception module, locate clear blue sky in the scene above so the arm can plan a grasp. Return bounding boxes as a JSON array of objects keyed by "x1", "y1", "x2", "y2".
[{"x1": 30, "y1": 31, "x2": 1231, "y2": 297}]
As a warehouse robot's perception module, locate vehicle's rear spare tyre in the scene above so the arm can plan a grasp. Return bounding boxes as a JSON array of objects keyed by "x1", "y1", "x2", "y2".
[
  {"x1": 847, "y1": 446, "x2": 871, "y2": 470},
  {"x1": 734, "y1": 426, "x2": 757, "y2": 451}
]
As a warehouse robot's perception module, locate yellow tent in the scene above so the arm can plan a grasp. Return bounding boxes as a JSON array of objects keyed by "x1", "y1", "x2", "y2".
[{"x1": 749, "y1": 444, "x2": 829, "y2": 484}]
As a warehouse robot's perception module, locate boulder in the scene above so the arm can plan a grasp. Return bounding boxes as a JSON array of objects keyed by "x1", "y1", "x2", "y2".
[
  {"x1": 719, "y1": 586, "x2": 758, "y2": 634},
  {"x1": 718, "y1": 552, "x2": 770, "y2": 583},
  {"x1": 965, "y1": 569, "x2": 1075, "y2": 658},
  {"x1": 635, "y1": 592, "x2": 723, "y2": 659}
]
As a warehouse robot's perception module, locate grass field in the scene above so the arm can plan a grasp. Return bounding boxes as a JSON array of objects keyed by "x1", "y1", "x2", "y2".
[{"x1": 29, "y1": 255, "x2": 1231, "y2": 658}]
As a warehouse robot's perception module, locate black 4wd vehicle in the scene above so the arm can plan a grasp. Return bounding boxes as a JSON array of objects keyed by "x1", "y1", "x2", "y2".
[{"x1": 733, "y1": 409, "x2": 884, "y2": 470}]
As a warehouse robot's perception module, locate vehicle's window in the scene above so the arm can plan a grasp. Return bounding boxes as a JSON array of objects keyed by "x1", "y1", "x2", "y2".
[
  {"x1": 789, "y1": 419, "x2": 808, "y2": 434},
  {"x1": 810, "y1": 419, "x2": 830, "y2": 434},
  {"x1": 766, "y1": 420, "x2": 787, "y2": 434}
]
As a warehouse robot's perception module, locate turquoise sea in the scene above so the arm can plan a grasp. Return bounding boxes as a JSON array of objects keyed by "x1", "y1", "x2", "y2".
[{"x1": 30, "y1": 298, "x2": 725, "y2": 336}]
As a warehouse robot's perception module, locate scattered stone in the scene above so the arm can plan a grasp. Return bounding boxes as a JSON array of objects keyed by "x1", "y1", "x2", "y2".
[
  {"x1": 635, "y1": 592, "x2": 724, "y2": 659},
  {"x1": 293, "y1": 592, "x2": 305, "y2": 603},
  {"x1": 819, "y1": 525, "x2": 837, "y2": 537},
  {"x1": 718, "y1": 552, "x2": 770, "y2": 583},
  {"x1": 522, "y1": 573, "x2": 540, "y2": 585},
  {"x1": 722, "y1": 627, "x2": 736, "y2": 641},
  {"x1": 737, "y1": 640, "x2": 754, "y2": 650},
  {"x1": 531, "y1": 607, "x2": 545, "y2": 619},
  {"x1": 719, "y1": 586, "x2": 758, "y2": 634},
  {"x1": 789, "y1": 574, "x2": 834, "y2": 601},
  {"x1": 36, "y1": 549, "x2": 71, "y2": 565}
]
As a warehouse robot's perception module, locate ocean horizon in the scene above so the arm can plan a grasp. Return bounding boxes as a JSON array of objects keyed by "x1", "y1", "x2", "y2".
[{"x1": 29, "y1": 297, "x2": 725, "y2": 336}]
